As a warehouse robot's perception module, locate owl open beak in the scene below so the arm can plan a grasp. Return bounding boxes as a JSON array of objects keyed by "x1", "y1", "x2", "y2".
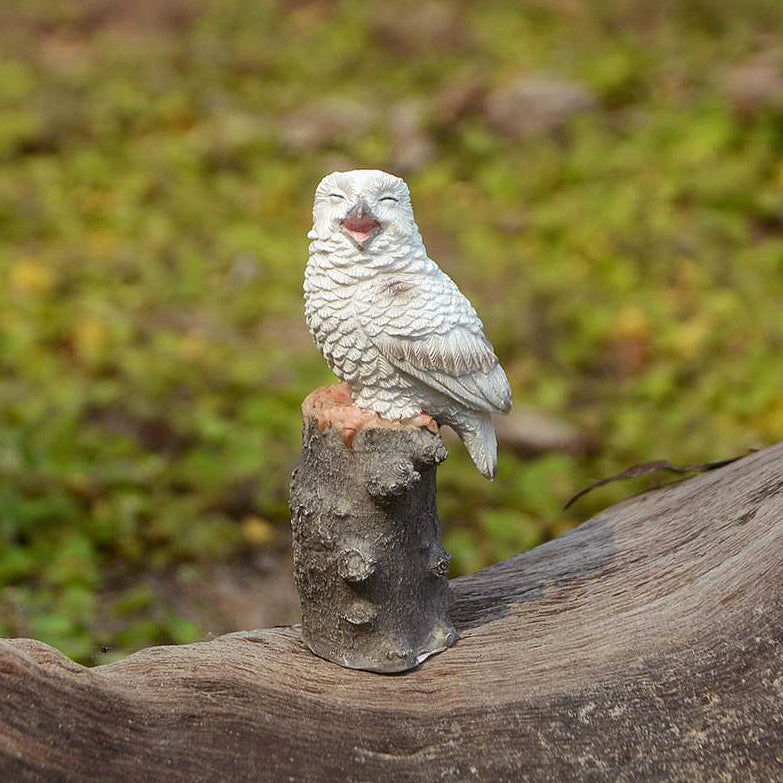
[{"x1": 341, "y1": 201, "x2": 382, "y2": 248}]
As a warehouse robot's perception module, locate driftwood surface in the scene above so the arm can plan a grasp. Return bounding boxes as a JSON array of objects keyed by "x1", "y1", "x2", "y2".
[{"x1": 2, "y1": 433, "x2": 783, "y2": 782}]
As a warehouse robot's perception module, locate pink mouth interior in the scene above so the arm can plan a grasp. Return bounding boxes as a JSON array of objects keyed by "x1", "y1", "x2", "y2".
[{"x1": 343, "y1": 215, "x2": 381, "y2": 245}]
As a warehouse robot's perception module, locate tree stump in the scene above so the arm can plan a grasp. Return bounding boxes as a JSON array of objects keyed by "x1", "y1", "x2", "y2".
[{"x1": 290, "y1": 385, "x2": 457, "y2": 672}]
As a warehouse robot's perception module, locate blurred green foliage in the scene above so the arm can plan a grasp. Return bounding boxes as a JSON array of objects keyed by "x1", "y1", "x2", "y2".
[{"x1": 1, "y1": 0, "x2": 782, "y2": 662}]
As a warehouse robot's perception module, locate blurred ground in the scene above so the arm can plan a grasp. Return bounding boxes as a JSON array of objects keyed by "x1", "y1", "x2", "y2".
[{"x1": 1, "y1": 0, "x2": 782, "y2": 663}]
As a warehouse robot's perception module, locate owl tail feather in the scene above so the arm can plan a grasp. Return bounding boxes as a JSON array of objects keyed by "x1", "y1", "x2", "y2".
[{"x1": 459, "y1": 413, "x2": 498, "y2": 480}]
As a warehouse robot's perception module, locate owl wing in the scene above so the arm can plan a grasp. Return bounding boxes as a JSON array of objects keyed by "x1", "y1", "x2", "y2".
[{"x1": 354, "y1": 268, "x2": 512, "y2": 414}]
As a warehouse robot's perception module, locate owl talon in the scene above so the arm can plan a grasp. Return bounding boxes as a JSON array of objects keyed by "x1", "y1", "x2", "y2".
[
  {"x1": 338, "y1": 408, "x2": 381, "y2": 449},
  {"x1": 406, "y1": 413, "x2": 439, "y2": 434},
  {"x1": 317, "y1": 411, "x2": 332, "y2": 433}
]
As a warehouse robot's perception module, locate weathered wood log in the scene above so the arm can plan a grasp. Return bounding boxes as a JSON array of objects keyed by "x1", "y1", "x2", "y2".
[
  {"x1": 290, "y1": 386, "x2": 457, "y2": 673},
  {"x1": 2, "y1": 440, "x2": 783, "y2": 782}
]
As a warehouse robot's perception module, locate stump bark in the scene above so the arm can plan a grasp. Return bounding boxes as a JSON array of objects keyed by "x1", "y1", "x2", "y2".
[
  {"x1": 289, "y1": 386, "x2": 457, "y2": 672},
  {"x1": 2, "y1": 440, "x2": 783, "y2": 782}
]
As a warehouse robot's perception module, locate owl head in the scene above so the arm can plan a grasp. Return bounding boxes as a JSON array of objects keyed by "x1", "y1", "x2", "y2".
[{"x1": 311, "y1": 169, "x2": 419, "y2": 251}]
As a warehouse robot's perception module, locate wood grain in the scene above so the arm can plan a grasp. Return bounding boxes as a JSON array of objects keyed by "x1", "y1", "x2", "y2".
[{"x1": 2, "y1": 438, "x2": 783, "y2": 782}]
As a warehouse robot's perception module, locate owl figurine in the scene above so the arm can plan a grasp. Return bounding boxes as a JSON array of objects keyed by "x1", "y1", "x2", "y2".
[{"x1": 304, "y1": 169, "x2": 512, "y2": 479}]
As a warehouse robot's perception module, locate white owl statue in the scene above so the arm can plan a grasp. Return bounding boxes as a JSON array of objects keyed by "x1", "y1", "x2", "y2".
[{"x1": 304, "y1": 169, "x2": 512, "y2": 479}]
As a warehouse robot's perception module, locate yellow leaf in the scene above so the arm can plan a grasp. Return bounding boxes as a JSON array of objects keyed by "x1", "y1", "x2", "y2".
[
  {"x1": 614, "y1": 305, "x2": 649, "y2": 338},
  {"x1": 9, "y1": 259, "x2": 56, "y2": 296},
  {"x1": 241, "y1": 516, "x2": 277, "y2": 547},
  {"x1": 671, "y1": 319, "x2": 710, "y2": 360}
]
